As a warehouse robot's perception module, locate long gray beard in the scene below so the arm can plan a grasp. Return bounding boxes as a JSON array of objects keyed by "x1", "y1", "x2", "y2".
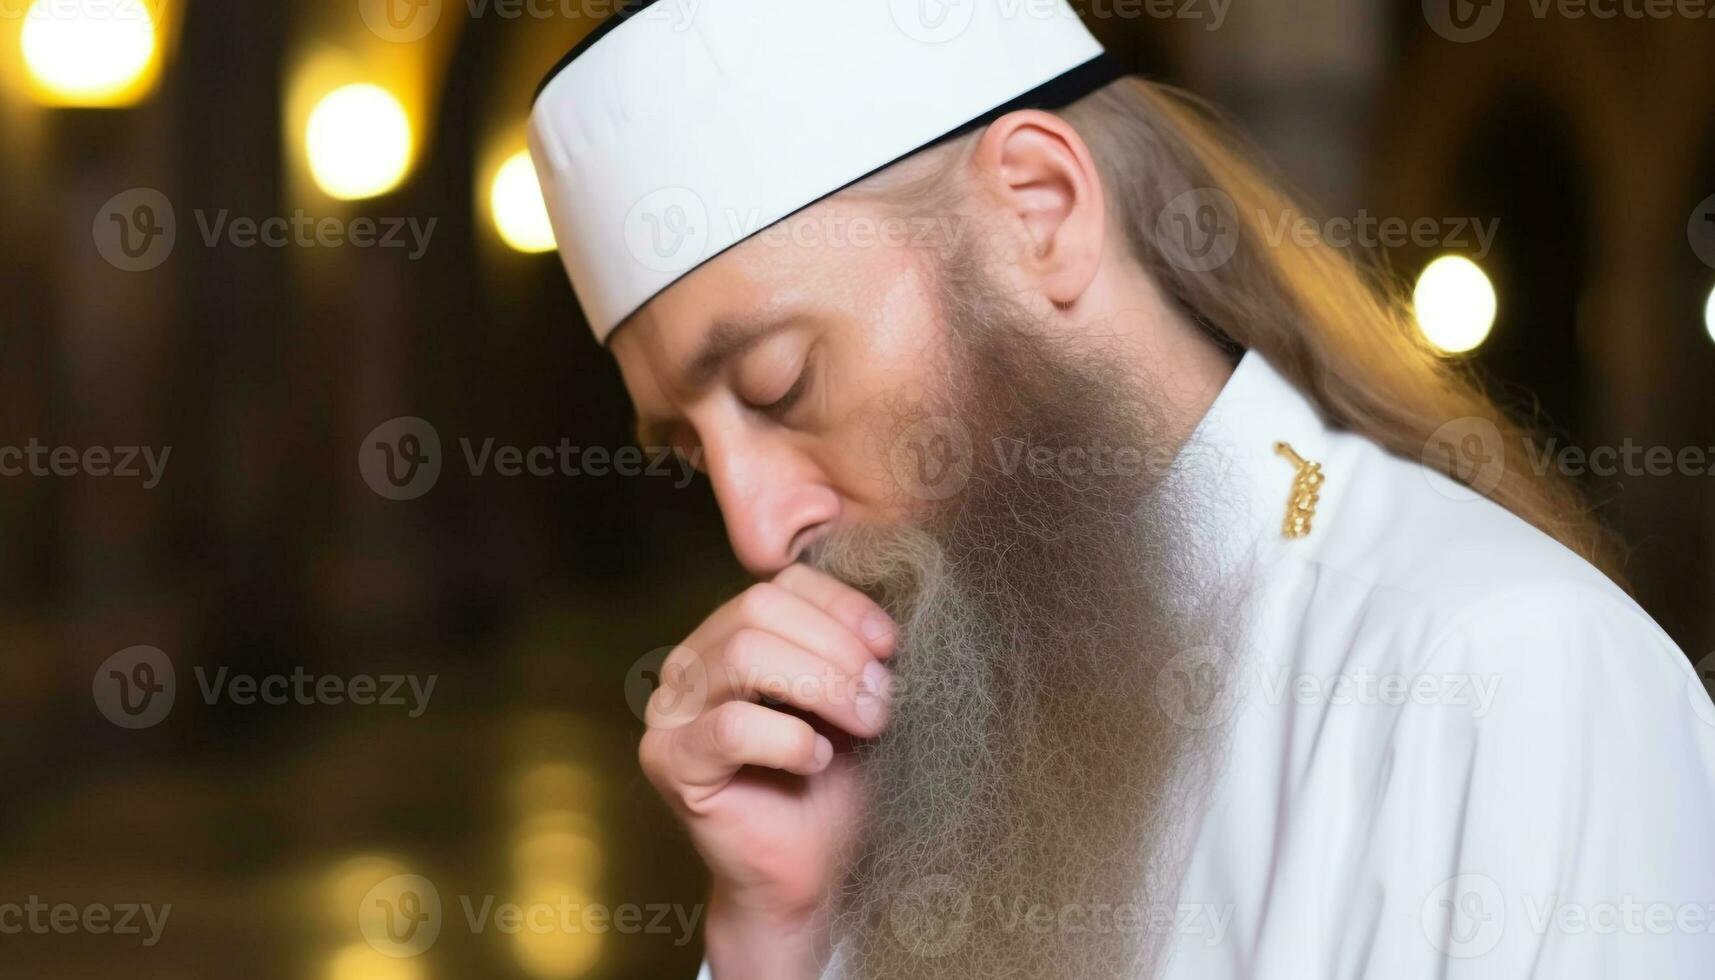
[{"x1": 810, "y1": 256, "x2": 1243, "y2": 980}]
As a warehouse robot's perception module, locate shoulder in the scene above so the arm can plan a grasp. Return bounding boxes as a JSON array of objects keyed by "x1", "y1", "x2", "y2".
[
  {"x1": 1306, "y1": 427, "x2": 1684, "y2": 678},
  {"x1": 1297, "y1": 429, "x2": 1715, "y2": 771}
]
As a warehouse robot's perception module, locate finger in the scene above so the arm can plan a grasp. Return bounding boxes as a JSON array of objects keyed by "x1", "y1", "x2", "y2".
[
  {"x1": 673, "y1": 701, "x2": 834, "y2": 791},
  {"x1": 714, "y1": 628, "x2": 888, "y2": 737},
  {"x1": 730, "y1": 581, "x2": 882, "y2": 678},
  {"x1": 773, "y1": 563, "x2": 897, "y2": 657},
  {"x1": 679, "y1": 581, "x2": 884, "y2": 682}
]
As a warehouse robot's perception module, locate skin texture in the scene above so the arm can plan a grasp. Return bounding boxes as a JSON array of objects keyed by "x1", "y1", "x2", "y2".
[{"x1": 613, "y1": 110, "x2": 1235, "y2": 978}]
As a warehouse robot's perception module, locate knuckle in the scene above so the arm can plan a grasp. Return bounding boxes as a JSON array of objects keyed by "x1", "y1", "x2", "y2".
[
  {"x1": 638, "y1": 729, "x2": 668, "y2": 776},
  {"x1": 792, "y1": 723, "x2": 818, "y2": 761},
  {"x1": 773, "y1": 563, "x2": 812, "y2": 591},
  {"x1": 736, "y1": 582, "x2": 780, "y2": 621},
  {"x1": 723, "y1": 628, "x2": 763, "y2": 677},
  {"x1": 710, "y1": 701, "x2": 751, "y2": 758}
]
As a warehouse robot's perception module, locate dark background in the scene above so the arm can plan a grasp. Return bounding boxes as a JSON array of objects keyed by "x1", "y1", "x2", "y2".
[{"x1": 2, "y1": 1, "x2": 1712, "y2": 977}]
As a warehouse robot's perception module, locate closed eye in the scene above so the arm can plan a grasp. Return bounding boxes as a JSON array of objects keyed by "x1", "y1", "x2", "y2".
[{"x1": 755, "y1": 349, "x2": 816, "y2": 418}]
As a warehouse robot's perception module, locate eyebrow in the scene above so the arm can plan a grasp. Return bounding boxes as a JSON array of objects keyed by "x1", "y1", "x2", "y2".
[{"x1": 631, "y1": 310, "x2": 801, "y2": 447}]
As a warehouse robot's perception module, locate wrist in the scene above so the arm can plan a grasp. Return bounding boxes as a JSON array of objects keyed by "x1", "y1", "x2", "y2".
[{"x1": 703, "y1": 892, "x2": 828, "y2": 980}]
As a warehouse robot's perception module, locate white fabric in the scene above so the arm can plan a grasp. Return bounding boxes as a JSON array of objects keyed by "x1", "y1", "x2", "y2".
[
  {"x1": 695, "y1": 351, "x2": 1715, "y2": 978},
  {"x1": 529, "y1": 0, "x2": 1104, "y2": 342}
]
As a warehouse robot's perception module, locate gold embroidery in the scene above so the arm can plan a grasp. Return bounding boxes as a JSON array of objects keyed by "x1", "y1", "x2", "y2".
[{"x1": 1274, "y1": 442, "x2": 1324, "y2": 539}]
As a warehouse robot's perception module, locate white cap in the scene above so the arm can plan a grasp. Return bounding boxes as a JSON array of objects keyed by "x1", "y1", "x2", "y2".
[{"x1": 529, "y1": 0, "x2": 1119, "y2": 343}]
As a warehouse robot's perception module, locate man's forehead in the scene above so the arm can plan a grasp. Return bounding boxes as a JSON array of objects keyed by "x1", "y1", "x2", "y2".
[{"x1": 616, "y1": 193, "x2": 904, "y2": 368}]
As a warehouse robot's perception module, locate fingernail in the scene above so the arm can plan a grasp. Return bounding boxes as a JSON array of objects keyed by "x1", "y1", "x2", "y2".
[
  {"x1": 861, "y1": 612, "x2": 894, "y2": 646},
  {"x1": 863, "y1": 660, "x2": 893, "y2": 703},
  {"x1": 813, "y1": 735, "x2": 834, "y2": 769}
]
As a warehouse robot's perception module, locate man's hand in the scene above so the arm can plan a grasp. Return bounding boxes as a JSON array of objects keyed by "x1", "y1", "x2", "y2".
[{"x1": 639, "y1": 564, "x2": 896, "y2": 980}]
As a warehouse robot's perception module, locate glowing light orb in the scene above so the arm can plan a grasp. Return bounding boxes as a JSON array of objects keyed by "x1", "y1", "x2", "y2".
[
  {"x1": 20, "y1": 0, "x2": 159, "y2": 105},
  {"x1": 491, "y1": 149, "x2": 557, "y2": 253},
  {"x1": 1704, "y1": 283, "x2": 1715, "y2": 346},
  {"x1": 306, "y1": 83, "x2": 413, "y2": 200},
  {"x1": 1414, "y1": 255, "x2": 1497, "y2": 355}
]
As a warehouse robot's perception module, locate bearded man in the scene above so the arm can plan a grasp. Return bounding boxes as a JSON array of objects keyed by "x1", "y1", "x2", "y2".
[{"x1": 526, "y1": 2, "x2": 1715, "y2": 977}]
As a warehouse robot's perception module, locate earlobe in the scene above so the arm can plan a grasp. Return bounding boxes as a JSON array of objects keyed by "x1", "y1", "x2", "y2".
[{"x1": 968, "y1": 109, "x2": 1107, "y2": 308}]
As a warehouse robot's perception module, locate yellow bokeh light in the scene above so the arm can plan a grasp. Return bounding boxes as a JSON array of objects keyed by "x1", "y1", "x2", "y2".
[
  {"x1": 1413, "y1": 255, "x2": 1497, "y2": 355},
  {"x1": 511, "y1": 824, "x2": 603, "y2": 888},
  {"x1": 509, "y1": 884, "x2": 603, "y2": 979},
  {"x1": 510, "y1": 760, "x2": 597, "y2": 816},
  {"x1": 324, "y1": 941, "x2": 427, "y2": 980},
  {"x1": 306, "y1": 83, "x2": 413, "y2": 200},
  {"x1": 317, "y1": 854, "x2": 411, "y2": 931},
  {"x1": 491, "y1": 149, "x2": 557, "y2": 253},
  {"x1": 19, "y1": 0, "x2": 160, "y2": 106}
]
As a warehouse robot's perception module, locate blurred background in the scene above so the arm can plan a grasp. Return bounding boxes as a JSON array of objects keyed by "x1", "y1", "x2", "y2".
[{"x1": 1, "y1": 0, "x2": 1712, "y2": 976}]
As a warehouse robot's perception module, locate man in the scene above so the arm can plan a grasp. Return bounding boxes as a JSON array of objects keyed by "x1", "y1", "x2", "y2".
[{"x1": 528, "y1": 2, "x2": 1715, "y2": 977}]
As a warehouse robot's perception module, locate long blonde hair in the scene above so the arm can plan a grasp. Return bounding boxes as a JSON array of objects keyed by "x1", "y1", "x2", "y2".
[{"x1": 875, "y1": 76, "x2": 1625, "y2": 584}]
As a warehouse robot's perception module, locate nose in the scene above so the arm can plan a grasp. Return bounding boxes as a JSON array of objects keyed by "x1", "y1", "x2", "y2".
[{"x1": 704, "y1": 437, "x2": 840, "y2": 578}]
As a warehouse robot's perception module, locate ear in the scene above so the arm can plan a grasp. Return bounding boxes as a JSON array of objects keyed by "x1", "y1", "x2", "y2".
[{"x1": 966, "y1": 109, "x2": 1107, "y2": 308}]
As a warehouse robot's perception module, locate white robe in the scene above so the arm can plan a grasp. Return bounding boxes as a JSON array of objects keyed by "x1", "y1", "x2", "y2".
[{"x1": 698, "y1": 351, "x2": 1715, "y2": 979}]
